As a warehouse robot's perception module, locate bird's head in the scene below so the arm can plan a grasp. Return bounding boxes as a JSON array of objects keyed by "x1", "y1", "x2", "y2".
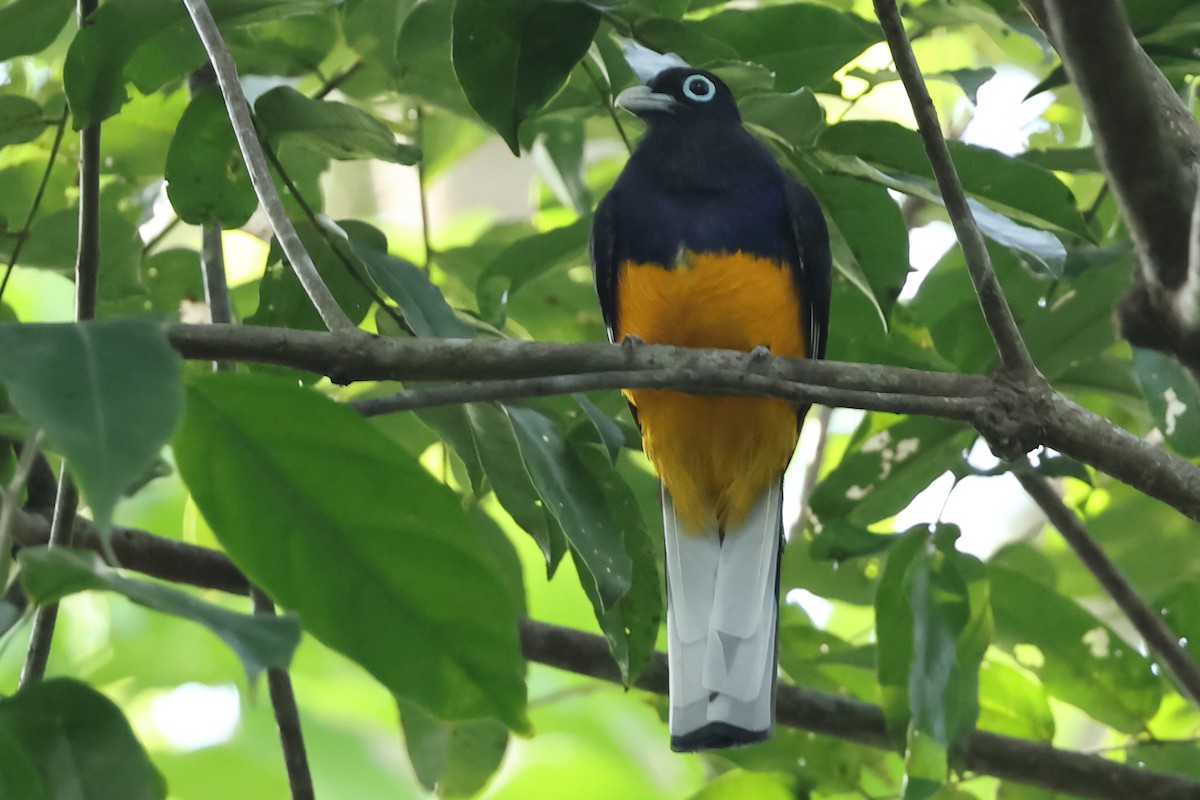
[{"x1": 615, "y1": 67, "x2": 741, "y2": 128}]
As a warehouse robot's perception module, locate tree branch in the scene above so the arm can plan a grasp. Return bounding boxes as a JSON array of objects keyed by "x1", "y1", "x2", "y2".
[
  {"x1": 179, "y1": 0, "x2": 357, "y2": 333},
  {"x1": 252, "y1": 589, "x2": 314, "y2": 800},
  {"x1": 1016, "y1": 473, "x2": 1200, "y2": 709},
  {"x1": 14, "y1": 512, "x2": 1199, "y2": 799},
  {"x1": 165, "y1": 324, "x2": 1200, "y2": 524},
  {"x1": 1034, "y1": 0, "x2": 1200, "y2": 372},
  {"x1": 873, "y1": 0, "x2": 1037, "y2": 378}
]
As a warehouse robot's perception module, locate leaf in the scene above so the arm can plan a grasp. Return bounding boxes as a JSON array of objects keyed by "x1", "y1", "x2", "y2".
[
  {"x1": 875, "y1": 527, "x2": 928, "y2": 746},
  {"x1": 165, "y1": 86, "x2": 258, "y2": 228},
  {"x1": 63, "y1": 0, "x2": 320, "y2": 129},
  {"x1": 475, "y1": 216, "x2": 591, "y2": 324},
  {"x1": 810, "y1": 519, "x2": 901, "y2": 562},
  {"x1": 0, "y1": 0, "x2": 74, "y2": 62},
  {"x1": 574, "y1": 394, "x2": 624, "y2": 465},
  {"x1": 506, "y1": 406, "x2": 632, "y2": 610},
  {"x1": 976, "y1": 660, "x2": 1055, "y2": 742},
  {"x1": 451, "y1": 0, "x2": 600, "y2": 154},
  {"x1": 989, "y1": 566, "x2": 1162, "y2": 732},
  {"x1": 819, "y1": 121, "x2": 1090, "y2": 238},
  {"x1": 0, "y1": 678, "x2": 164, "y2": 800},
  {"x1": 18, "y1": 548, "x2": 300, "y2": 683},
  {"x1": 0, "y1": 95, "x2": 47, "y2": 149},
  {"x1": 1154, "y1": 582, "x2": 1200, "y2": 670},
  {"x1": 687, "y1": 4, "x2": 879, "y2": 92},
  {"x1": 353, "y1": 240, "x2": 473, "y2": 338},
  {"x1": 174, "y1": 373, "x2": 529, "y2": 730},
  {"x1": 0, "y1": 319, "x2": 183, "y2": 534},
  {"x1": 255, "y1": 86, "x2": 420, "y2": 164},
  {"x1": 1133, "y1": 347, "x2": 1200, "y2": 458},
  {"x1": 395, "y1": 0, "x2": 475, "y2": 118},
  {"x1": 687, "y1": 769, "x2": 795, "y2": 800},
  {"x1": 741, "y1": 88, "x2": 826, "y2": 149},
  {"x1": 398, "y1": 698, "x2": 508, "y2": 798},
  {"x1": 808, "y1": 415, "x2": 974, "y2": 527}
]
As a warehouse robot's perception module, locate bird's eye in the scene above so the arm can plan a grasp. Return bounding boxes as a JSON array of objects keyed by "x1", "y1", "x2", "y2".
[{"x1": 682, "y1": 74, "x2": 716, "y2": 103}]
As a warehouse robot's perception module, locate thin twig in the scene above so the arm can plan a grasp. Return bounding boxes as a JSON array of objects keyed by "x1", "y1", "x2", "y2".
[
  {"x1": 0, "y1": 430, "x2": 46, "y2": 585},
  {"x1": 252, "y1": 588, "x2": 315, "y2": 800},
  {"x1": 0, "y1": 112, "x2": 68, "y2": 304},
  {"x1": 1016, "y1": 473, "x2": 1200, "y2": 708},
  {"x1": 180, "y1": 0, "x2": 356, "y2": 333},
  {"x1": 873, "y1": 0, "x2": 1037, "y2": 378},
  {"x1": 141, "y1": 215, "x2": 181, "y2": 254},
  {"x1": 19, "y1": 474, "x2": 76, "y2": 687},
  {"x1": 415, "y1": 106, "x2": 434, "y2": 270},
  {"x1": 11, "y1": 510, "x2": 1199, "y2": 799},
  {"x1": 581, "y1": 58, "x2": 632, "y2": 154},
  {"x1": 313, "y1": 59, "x2": 362, "y2": 100}
]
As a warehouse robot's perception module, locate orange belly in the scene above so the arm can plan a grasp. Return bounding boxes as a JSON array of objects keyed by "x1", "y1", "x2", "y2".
[{"x1": 616, "y1": 251, "x2": 806, "y2": 533}]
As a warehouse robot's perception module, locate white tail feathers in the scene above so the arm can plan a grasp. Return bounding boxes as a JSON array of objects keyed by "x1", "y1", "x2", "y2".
[{"x1": 663, "y1": 481, "x2": 782, "y2": 751}]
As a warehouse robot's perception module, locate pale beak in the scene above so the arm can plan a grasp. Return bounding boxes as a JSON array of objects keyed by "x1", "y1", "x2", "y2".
[{"x1": 615, "y1": 85, "x2": 678, "y2": 115}]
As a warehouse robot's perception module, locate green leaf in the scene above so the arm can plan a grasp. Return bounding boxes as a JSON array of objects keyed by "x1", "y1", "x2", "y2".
[
  {"x1": 395, "y1": 0, "x2": 476, "y2": 117},
  {"x1": 165, "y1": 86, "x2": 257, "y2": 228},
  {"x1": 875, "y1": 527, "x2": 928, "y2": 746},
  {"x1": 476, "y1": 216, "x2": 591, "y2": 325},
  {"x1": 506, "y1": 406, "x2": 632, "y2": 610},
  {"x1": 0, "y1": 319, "x2": 183, "y2": 534},
  {"x1": 1154, "y1": 582, "x2": 1200, "y2": 670},
  {"x1": 63, "y1": 0, "x2": 320, "y2": 129},
  {"x1": 989, "y1": 566, "x2": 1162, "y2": 732},
  {"x1": 808, "y1": 415, "x2": 974, "y2": 527},
  {"x1": 451, "y1": 0, "x2": 600, "y2": 154},
  {"x1": 0, "y1": 0, "x2": 74, "y2": 62},
  {"x1": 398, "y1": 698, "x2": 508, "y2": 798},
  {"x1": 810, "y1": 519, "x2": 901, "y2": 562},
  {"x1": 976, "y1": 660, "x2": 1054, "y2": 742},
  {"x1": 687, "y1": 769, "x2": 795, "y2": 800},
  {"x1": 18, "y1": 548, "x2": 300, "y2": 683},
  {"x1": 687, "y1": 4, "x2": 879, "y2": 92},
  {"x1": 0, "y1": 678, "x2": 164, "y2": 800},
  {"x1": 353, "y1": 241, "x2": 473, "y2": 338},
  {"x1": 819, "y1": 121, "x2": 1090, "y2": 238},
  {"x1": 255, "y1": 86, "x2": 420, "y2": 164},
  {"x1": 741, "y1": 88, "x2": 826, "y2": 149},
  {"x1": 1133, "y1": 347, "x2": 1200, "y2": 458},
  {"x1": 174, "y1": 373, "x2": 529, "y2": 730},
  {"x1": 0, "y1": 96, "x2": 47, "y2": 149},
  {"x1": 574, "y1": 394, "x2": 624, "y2": 465}
]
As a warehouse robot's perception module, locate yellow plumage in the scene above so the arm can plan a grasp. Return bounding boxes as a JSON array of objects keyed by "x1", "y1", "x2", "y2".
[{"x1": 616, "y1": 250, "x2": 806, "y2": 533}]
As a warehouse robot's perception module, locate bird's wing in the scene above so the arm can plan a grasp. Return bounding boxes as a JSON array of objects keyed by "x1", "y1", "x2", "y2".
[
  {"x1": 783, "y1": 178, "x2": 832, "y2": 361},
  {"x1": 590, "y1": 191, "x2": 620, "y2": 343}
]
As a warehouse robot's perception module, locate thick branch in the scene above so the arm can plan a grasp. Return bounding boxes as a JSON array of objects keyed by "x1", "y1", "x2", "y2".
[
  {"x1": 179, "y1": 0, "x2": 356, "y2": 333},
  {"x1": 17, "y1": 514, "x2": 1199, "y2": 799},
  {"x1": 874, "y1": 0, "x2": 1037, "y2": 378},
  {"x1": 165, "y1": 324, "x2": 1200, "y2": 525},
  {"x1": 1016, "y1": 474, "x2": 1200, "y2": 708}
]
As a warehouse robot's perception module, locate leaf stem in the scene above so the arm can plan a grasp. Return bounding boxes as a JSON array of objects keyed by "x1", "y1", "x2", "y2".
[
  {"x1": 180, "y1": 0, "x2": 357, "y2": 333},
  {"x1": 416, "y1": 106, "x2": 434, "y2": 270},
  {"x1": 0, "y1": 112, "x2": 68, "y2": 305},
  {"x1": 582, "y1": 58, "x2": 632, "y2": 154}
]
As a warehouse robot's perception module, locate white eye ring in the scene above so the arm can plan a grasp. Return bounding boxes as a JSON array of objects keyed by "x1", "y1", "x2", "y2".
[{"x1": 682, "y1": 74, "x2": 715, "y2": 102}]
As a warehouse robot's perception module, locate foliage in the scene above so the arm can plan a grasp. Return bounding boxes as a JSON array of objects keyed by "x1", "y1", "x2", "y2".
[{"x1": 0, "y1": 0, "x2": 1199, "y2": 798}]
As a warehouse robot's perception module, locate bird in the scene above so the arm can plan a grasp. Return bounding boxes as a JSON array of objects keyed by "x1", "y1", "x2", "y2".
[{"x1": 589, "y1": 53, "x2": 831, "y2": 751}]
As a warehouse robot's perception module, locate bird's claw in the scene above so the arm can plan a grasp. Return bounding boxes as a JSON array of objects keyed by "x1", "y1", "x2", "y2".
[
  {"x1": 748, "y1": 345, "x2": 771, "y2": 364},
  {"x1": 621, "y1": 334, "x2": 644, "y2": 352}
]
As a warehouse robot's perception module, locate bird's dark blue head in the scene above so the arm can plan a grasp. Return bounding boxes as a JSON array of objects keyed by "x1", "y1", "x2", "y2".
[{"x1": 615, "y1": 68, "x2": 741, "y2": 128}]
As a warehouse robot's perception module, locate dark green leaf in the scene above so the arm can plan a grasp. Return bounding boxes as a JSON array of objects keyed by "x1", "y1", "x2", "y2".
[
  {"x1": 875, "y1": 527, "x2": 928, "y2": 747},
  {"x1": 224, "y1": 12, "x2": 339, "y2": 77},
  {"x1": 1133, "y1": 347, "x2": 1200, "y2": 458},
  {"x1": 810, "y1": 519, "x2": 901, "y2": 562},
  {"x1": 476, "y1": 216, "x2": 591, "y2": 324},
  {"x1": 819, "y1": 121, "x2": 1089, "y2": 237},
  {"x1": 688, "y1": 5, "x2": 879, "y2": 91},
  {"x1": 1018, "y1": 147, "x2": 1101, "y2": 173},
  {"x1": 398, "y1": 698, "x2": 508, "y2": 798},
  {"x1": 0, "y1": 96, "x2": 47, "y2": 149},
  {"x1": 507, "y1": 406, "x2": 632, "y2": 610},
  {"x1": 574, "y1": 394, "x2": 624, "y2": 465},
  {"x1": 0, "y1": 678, "x2": 164, "y2": 800},
  {"x1": 741, "y1": 88, "x2": 826, "y2": 150},
  {"x1": 0, "y1": 0, "x2": 73, "y2": 62},
  {"x1": 174, "y1": 373, "x2": 530, "y2": 730},
  {"x1": 534, "y1": 118, "x2": 591, "y2": 214},
  {"x1": 989, "y1": 566, "x2": 1162, "y2": 732},
  {"x1": 0, "y1": 319, "x2": 182, "y2": 533},
  {"x1": 353, "y1": 241, "x2": 472, "y2": 338},
  {"x1": 451, "y1": 0, "x2": 600, "y2": 153},
  {"x1": 165, "y1": 86, "x2": 257, "y2": 228},
  {"x1": 947, "y1": 67, "x2": 995, "y2": 104},
  {"x1": 1154, "y1": 582, "x2": 1200, "y2": 670},
  {"x1": 395, "y1": 0, "x2": 476, "y2": 117},
  {"x1": 255, "y1": 86, "x2": 420, "y2": 164},
  {"x1": 19, "y1": 548, "x2": 300, "y2": 682},
  {"x1": 809, "y1": 415, "x2": 973, "y2": 527},
  {"x1": 63, "y1": 0, "x2": 322, "y2": 129}
]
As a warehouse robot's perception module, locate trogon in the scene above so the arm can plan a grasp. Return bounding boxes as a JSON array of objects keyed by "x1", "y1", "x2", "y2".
[{"x1": 590, "y1": 55, "x2": 832, "y2": 751}]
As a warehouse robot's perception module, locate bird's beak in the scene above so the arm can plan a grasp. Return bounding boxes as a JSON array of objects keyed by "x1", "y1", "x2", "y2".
[{"x1": 615, "y1": 85, "x2": 678, "y2": 115}]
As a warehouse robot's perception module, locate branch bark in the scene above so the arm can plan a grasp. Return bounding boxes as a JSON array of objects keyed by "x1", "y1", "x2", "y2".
[
  {"x1": 1031, "y1": 0, "x2": 1200, "y2": 372},
  {"x1": 14, "y1": 514, "x2": 1200, "y2": 800},
  {"x1": 164, "y1": 324, "x2": 1200, "y2": 524},
  {"x1": 179, "y1": 0, "x2": 356, "y2": 333}
]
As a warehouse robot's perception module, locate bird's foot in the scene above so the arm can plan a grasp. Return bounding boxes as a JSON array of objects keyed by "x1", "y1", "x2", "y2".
[
  {"x1": 621, "y1": 334, "x2": 644, "y2": 353},
  {"x1": 748, "y1": 345, "x2": 772, "y2": 364}
]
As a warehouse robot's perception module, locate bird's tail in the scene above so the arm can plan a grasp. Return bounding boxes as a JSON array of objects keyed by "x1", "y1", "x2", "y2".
[{"x1": 663, "y1": 480, "x2": 782, "y2": 752}]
